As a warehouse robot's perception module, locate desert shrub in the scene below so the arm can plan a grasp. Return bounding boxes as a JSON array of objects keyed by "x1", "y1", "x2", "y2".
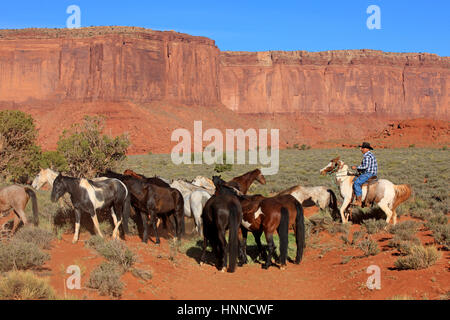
[
  {"x1": 130, "y1": 268, "x2": 153, "y2": 281},
  {"x1": 38, "y1": 150, "x2": 68, "y2": 172},
  {"x1": 358, "y1": 237, "x2": 380, "y2": 257},
  {"x1": 0, "y1": 240, "x2": 50, "y2": 272},
  {"x1": 388, "y1": 234, "x2": 421, "y2": 255},
  {"x1": 57, "y1": 116, "x2": 129, "y2": 178},
  {"x1": 0, "y1": 110, "x2": 42, "y2": 181},
  {"x1": 86, "y1": 262, "x2": 124, "y2": 298},
  {"x1": 0, "y1": 271, "x2": 56, "y2": 300},
  {"x1": 362, "y1": 219, "x2": 388, "y2": 234},
  {"x1": 429, "y1": 224, "x2": 450, "y2": 249},
  {"x1": 13, "y1": 226, "x2": 54, "y2": 250},
  {"x1": 388, "y1": 220, "x2": 422, "y2": 235},
  {"x1": 394, "y1": 245, "x2": 440, "y2": 270},
  {"x1": 86, "y1": 236, "x2": 135, "y2": 272}
]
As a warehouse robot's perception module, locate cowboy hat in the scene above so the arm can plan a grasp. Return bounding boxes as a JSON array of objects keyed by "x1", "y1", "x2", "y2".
[{"x1": 358, "y1": 142, "x2": 374, "y2": 150}]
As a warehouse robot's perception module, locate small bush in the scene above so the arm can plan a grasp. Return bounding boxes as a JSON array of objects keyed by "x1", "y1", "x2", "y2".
[
  {"x1": 13, "y1": 226, "x2": 53, "y2": 250},
  {"x1": 0, "y1": 271, "x2": 56, "y2": 300},
  {"x1": 388, "y1": 220, "x2": 422, "y2": 235},
  {"x1": 394, "y1": 245, "x2": 440, "y2": 270},
  {"x1": 0, "y1": 240, "x2": 50, "y2": 272},
  {"x1": 86, "y1": 236, "x2": 136, "y2": 272},
  {"x1": 358, "y1": 237, "x2": 380, "y2": 257},
  {"x1": 86, "y1": 262, "x2": 124, "y2": 298},
  {"x1": 388, "y1": 235, "x2": 421, "y2": 255},
  {"x1": 57, "y1": 115, "x2": 129, "y2": 178},
  {"x1": 362, "y1": 219, "x2": 388, "y2": 234}
]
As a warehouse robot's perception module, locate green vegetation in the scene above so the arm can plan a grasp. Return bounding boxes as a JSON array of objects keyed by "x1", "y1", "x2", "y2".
[
  {"x1": 57, "y1": 116, "x2": 130, "y2": 178},
  {"x1": 0, "y1": 271, "x2": 56, "y2": 300},
  {"x1": 86, "y1": 236, "x2": 136, "y2": 272},
  {"x1": 394, "y1": 245, "x2": 440, "y2": 270},
  {"x1": 0, "y1": 239, "x2": 50, "y2": 272},
  {"x1": 86, "y1": 262, "x2": 124, "y2": 298}
]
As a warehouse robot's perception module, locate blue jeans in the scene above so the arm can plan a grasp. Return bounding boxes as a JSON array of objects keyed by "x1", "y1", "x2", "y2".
[{"x1": 353, "y1": 172, "x2": 374, "y2": 197}]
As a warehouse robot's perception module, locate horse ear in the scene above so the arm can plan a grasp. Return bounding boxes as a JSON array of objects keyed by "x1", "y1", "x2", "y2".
[{"x1": 332, "y1": 156, "x2": 340, "y2": 162}]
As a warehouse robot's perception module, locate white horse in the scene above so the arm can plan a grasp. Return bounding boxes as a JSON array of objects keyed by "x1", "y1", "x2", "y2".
[
  {"x1": 191, "y1": 176, "x2": 216, "y2": 192},
  {"x1": 32, "y1": 168, "x2": 110, "y2": 189},
  {"x1": 277, "y1": 185, "x2": 339, "y2": 218},
  {"x1": 170, "y1": 179, "x2": 212, "y2": 235},
  {"x1": 320, "y1": 156, "x2": 412, "y2": 224}
]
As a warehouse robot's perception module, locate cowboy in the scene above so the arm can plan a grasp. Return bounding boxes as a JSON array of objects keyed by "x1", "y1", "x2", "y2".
[{"x1": 351, "y1": 142, "x2": 378, "y2": 207}]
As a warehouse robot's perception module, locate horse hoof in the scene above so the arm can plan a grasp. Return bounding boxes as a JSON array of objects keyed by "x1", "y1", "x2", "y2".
[
  {"x1": 72, "y1": 239, "x2": 78, "y2": 244},
  {"x1": 280, "y1": 265, "x2": 286, "y2": 271},
  {"x1": 221, "y1": 267, "x2": 226, "y2": 273},
  {"x1": 199, "y1": 261, "x2": 204, "y2": 266}
]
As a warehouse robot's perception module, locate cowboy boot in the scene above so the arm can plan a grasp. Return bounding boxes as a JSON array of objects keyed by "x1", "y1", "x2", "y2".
[{"x1": 354, "y1": 195, "x2": 362, "y2": 207}]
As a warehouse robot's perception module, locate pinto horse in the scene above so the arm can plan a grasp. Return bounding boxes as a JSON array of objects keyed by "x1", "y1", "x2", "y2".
[
  {"x1": 225, "y1": 183, "x2": 305, "y2": 269},
  {"x1": 0, "y1": 185, "x2": 39, "y2": 233},
  {"x1": 103, "y1": 170, "x2": 185, "y2": 244},
  {"x1": 227, "y1": 169, "x2": 266, "y2": 194},
  {"x1": 320, "y1": 156, "x2": 412, "y2": 224},
  {"x1": 50, "y1": 174, "x2": 130, "y2": 243},
  {"x1": 200, "y1": 176, "x2": 244, "y2": 273}
]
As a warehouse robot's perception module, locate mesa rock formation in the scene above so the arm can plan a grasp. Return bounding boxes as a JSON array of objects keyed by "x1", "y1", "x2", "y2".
[{"x1": 0, "y1": 27, "x2": 448, "y2": 152}]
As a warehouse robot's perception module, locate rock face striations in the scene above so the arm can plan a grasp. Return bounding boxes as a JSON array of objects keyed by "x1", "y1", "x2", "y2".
[
  {"x1": 0, "y1": 27, "x2": 448, "y2": 119},
  {"x1": 219, "y1": 50, "x2": 449, "y2": 118},
  {"x1": 0, "y1": 27, "x2": 221, "y2": 107},
  {"x1": 0, "y1": 27, "x2": 448, "y2": 152}
]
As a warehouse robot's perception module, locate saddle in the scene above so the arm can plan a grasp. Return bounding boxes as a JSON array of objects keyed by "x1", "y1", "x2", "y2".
[{"x1": 351, "y1": 176, "x2": 378, "y2": 208}]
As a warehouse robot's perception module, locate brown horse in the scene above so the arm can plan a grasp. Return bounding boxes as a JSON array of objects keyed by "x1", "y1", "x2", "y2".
[
  {"x1": 227, "y1": 169, "x2": 266, "y2": 194},
  {"x1": 104, "y1": 170, "x2": 184, "y2": 244},
  {"x1": 216, "y1": 177, "x2": 305, "y2": 269},
  {"x1": 0, "y1": 185, "x2": 39, "y2": 233},
  {"x1": 123, "y1": 169, "x2": 171, "y2": 188}
]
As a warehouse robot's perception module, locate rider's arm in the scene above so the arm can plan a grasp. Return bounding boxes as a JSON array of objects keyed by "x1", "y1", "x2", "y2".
[{"x1": 357, "y1": 154, "x2": 369, "y2": 170}]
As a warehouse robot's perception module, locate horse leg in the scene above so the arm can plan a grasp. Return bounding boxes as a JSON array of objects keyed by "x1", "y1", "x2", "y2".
[
  {"x1": 200, "y1": 236, "x2": 208, "y2": 266},
  {"x1": 253, "y1": 230, "x2": 266, "y2": 261},
  {"x1": 340, "y1": 197, "x2": 351, "y2": 223},
  {"x1": 11, "y1": 210, "x2": 22, "y2": 234},
  {"x1": 13, "y1": 208, "x2": 28, "y2": 231},
  {"x1": 240, "y1": 227, "x2": 248, "y2": 265},
  {"x1": 217, "y1": 225, "x2": 227, "y2": 272},
  {"x1": 378, "y1": 201, "x2": 394, "y2": 225},
  {"x1": 263, "y1": 232, "x2": 276, "y2": 270},
  {"x1": 72, "y1": 209, "x2": 81, "y2": 244},
  {"x1": 149, "y1": 211, "x2": 160, "y2": 245},
  {"x1": 91, "y1": 212, "x2": 104, "y2": 238},
  {"x1": 139, "y1": 209, "x2": 149, "y2": 243},
  {"x1": 111, "y1": 206, "x2": 123, "y2": 240}
]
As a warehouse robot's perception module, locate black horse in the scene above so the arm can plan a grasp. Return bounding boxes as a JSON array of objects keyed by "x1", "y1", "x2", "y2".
[
  {"x1": 102, "y1": 170, "x2": 185, "y2": 244},
  {"x1": 50, "y1": 174, "x2": 130, "y2": 244},
  {"x1": 199, "y1": 176, "x2": 244, "y2": 273}
]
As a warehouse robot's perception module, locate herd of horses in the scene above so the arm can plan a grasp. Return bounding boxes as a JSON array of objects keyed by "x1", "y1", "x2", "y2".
[{"x1": 0, "y1": 156, "x2": 412, "y2": 273}]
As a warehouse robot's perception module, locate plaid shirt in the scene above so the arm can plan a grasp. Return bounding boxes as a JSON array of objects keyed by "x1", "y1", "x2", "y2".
[{"x1": 357, "y1": 151, "x2": 378, "y2": 175}]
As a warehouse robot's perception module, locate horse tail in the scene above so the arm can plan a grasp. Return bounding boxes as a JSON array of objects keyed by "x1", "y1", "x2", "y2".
[
  {"x1": 278, "y1": 207, "x2": 289, "y2": 266},
  {"x1": 392, "y1": 184, "x2": 412, "y2": 211},
  {"x1": 122, "y1": 192, "x2": 131, "y2": 236},
  {"x1": 327, "y1": 189, "x2": 340, "y2": 221},
  {"x1": 227, "y1": 202, "x2": 240, "y2": 273},
  {"x1": 294, "y1": 200, "x2": 305, "y2": 264},
  {"x1": 24, "y1": 187, "x2": 39, "y2": 226},
  {"x1": 173, "y1": 189, "x2": 185, "y2": 237}
]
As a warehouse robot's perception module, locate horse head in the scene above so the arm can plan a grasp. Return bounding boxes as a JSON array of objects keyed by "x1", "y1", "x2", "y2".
[
  {"x1": 320, "y1": 156, "x2": 341, "y2": 176},
  {"x1": 50, "y1": 173, "x2": 66, "y2": 202},
  {"x1": 255, "y1": 169, "x2": 267, "y2": 185}
]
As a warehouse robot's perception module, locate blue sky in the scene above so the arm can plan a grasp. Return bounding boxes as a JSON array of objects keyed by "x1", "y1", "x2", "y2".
[{"x1": 1, "y1": 0, "x2": 448, "y2": 56}]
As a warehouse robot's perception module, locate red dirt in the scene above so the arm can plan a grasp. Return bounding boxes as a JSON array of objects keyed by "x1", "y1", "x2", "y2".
[
  {"x1": 5, "y1": 213, "x2": 444, "y2": 301},
  {"x1": 9, "y1": 101, "x2": 450, "y2": 155}
]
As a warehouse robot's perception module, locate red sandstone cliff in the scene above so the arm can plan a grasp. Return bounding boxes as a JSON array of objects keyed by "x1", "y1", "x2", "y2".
[
  {"x1": 219, "y1": 50, "x2": 450, "y2": 118},
  {"x1": 0, "y1": 27, "x2": 220, "y2": 107},
  {"x1": 0, "y1": 27, "x2": 448, "y2": 152}
]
